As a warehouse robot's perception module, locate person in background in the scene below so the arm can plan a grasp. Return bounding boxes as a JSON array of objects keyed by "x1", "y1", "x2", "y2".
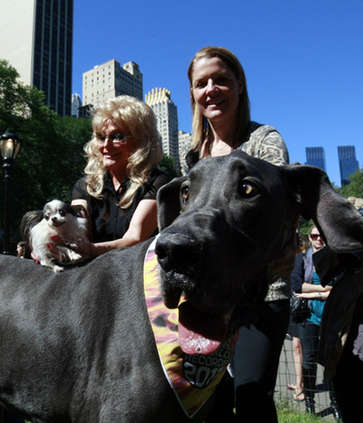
[
  {"x1": 16, "y1": 241, "x2": 30, "y2": 259},
  {"x1": 51, "y1": 95, "x2": 169, "y2": 259},
  {"x1": 293, "y1": 226, "x2": 340, "y2": 419},
  {"x1": 288, "y1": 234, "x2": 310, "y2": 402},
  {"x1": 186, "y1": 45, "x2": 296, "y2": 423}
]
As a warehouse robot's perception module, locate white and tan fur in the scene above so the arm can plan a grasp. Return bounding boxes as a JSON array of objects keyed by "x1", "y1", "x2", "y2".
[{"x1": 25, "y1": 200, "x2": 89, "y2": 273}]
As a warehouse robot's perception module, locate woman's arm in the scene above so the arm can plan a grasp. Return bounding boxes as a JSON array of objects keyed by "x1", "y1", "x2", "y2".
[
  {"x1": 295, "y1": 290, "x2": 331, "y2": 301},
  {"x1": 50, "y1": 197, "x2": 158, "y2": 260},
  {"x1": 301, "y1": 283, "x2": 332, "y2": 293},
  {"x1": 86, "y1": 199, "x2": 157, "y2": 256},
  {"x1": 291, "y1": 253, "x2": 305, "y2": 293},
  {"x1": 57, "y1": 199, "x2": 158, "y2": 257}
]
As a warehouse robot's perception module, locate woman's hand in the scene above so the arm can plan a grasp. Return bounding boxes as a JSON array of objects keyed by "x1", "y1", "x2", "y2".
[{"x1": 48, "y1": 235, "x2": 95, "y2": 260}]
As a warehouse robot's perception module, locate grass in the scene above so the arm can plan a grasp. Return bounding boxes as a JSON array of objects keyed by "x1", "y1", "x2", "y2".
[{"x1": 276, "y1": 400, "x2": 328, "y2": 423}]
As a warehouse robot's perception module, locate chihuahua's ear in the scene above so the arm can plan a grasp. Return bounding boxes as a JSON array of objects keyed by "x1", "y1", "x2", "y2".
[
  {"x1": 20, "y1": 210, "x2": 43, "y2": 245},
  {"x1": 157, "y1": 176, "x2": 186, "y2": 232},
  {"x1": 280, "y1": 164, "x2": 363, "y2": 253}
]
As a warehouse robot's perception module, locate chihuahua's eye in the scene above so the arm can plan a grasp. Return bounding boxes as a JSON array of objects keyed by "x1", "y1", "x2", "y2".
[
  {"x1": 240, "y1": 181, "x2": 259, "y2": 198},
  {"x1": 45, "y1": 213, "x2": 50, "y2": 220},
  {"x1": 59, "y1": 209, "x2": 66, "y2": 217},
  {"x1": 180, "y1": 186, "x2": 189, "y2": 204}
]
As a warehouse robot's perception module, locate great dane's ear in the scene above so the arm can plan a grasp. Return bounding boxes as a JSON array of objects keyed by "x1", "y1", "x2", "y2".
[
  {"x1": 280, "y1": 164, "x2": 363, "y2": 253},
  {"x1": 157, "y1": 176, "x2": 186, "y2": 232}
]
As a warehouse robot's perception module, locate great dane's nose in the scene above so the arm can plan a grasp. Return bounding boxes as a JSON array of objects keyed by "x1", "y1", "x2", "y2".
[{"x1": 155, "y1": 233, "x2": 202, "y2": 273}]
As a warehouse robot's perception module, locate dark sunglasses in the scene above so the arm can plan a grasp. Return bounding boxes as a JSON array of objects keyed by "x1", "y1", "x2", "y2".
[
  {"x1": 310, "y1": 234, "x2": 322, "y2": 240},
  {"x1": 96, "y1": 131, "x2": 130, "y2": 145}
]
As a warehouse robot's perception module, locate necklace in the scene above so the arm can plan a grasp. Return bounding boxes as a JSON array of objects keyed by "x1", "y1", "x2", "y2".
[
  {"x1": 204, "y1": 131, "x2": 239, "y2": 158},
  {"x1": 213, "y1": 141, "x2": 229, "y2": 151},
  {"x1": 209, "y1": 141, "x2": 237, "y2": 157}
]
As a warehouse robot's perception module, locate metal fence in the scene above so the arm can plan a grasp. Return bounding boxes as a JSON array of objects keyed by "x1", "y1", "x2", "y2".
[{"x1": 276, "y1": 336, "x2": 336, "y2": 421}]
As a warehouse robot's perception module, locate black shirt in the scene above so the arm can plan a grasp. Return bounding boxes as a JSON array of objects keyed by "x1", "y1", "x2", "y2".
[{"x1": 72, "y1": 168, "x2": 170, "y2": 243}]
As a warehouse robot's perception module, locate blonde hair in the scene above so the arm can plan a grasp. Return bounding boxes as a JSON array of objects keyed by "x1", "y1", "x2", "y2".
[
  {"x1": 308, "y1": 225, "x2": 318, "y2": 236},
  {"x1": 187, "y1": 46, "x2": 251, "y2": 152},
  {"x1": 84, "y1": 95, "x2": 163, "y2": 209}
]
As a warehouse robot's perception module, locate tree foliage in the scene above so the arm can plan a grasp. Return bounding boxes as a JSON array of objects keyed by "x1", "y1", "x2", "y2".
[
  {"x1": 0, "y1": 61, "x2": 92, "y2": 249},
  {"x1": 159, "y1": 154, "x2": 180, "y2": 178},
  {"x1": 299, "y1": 218, "x2": 314, "y2": 237},
  {"x1": 338, "y1": 168, "x2": 363, "y2": 199}
]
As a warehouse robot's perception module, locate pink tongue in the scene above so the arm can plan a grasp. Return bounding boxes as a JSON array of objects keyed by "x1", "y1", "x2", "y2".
[{"x1": 178, "y1": 301, "x2": 228, "y2": 355}]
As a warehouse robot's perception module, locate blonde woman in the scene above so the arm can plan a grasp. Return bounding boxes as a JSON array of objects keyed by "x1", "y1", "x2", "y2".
[{"x1": 70, "y1": 95, "x2": 169, "y2": 257}]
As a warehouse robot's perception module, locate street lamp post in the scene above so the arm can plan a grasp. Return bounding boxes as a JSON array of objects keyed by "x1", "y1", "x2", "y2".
[{"x1": 0, "y1": 131, "x2": 22, "y2": 255}]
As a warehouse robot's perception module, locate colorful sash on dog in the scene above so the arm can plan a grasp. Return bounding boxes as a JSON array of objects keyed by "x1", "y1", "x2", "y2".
[{"x1": 143, "y1": 238, "x2": 238, "y2": 418}]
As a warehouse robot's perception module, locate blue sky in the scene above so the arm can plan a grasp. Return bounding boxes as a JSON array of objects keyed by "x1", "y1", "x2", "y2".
[{"x1": 72, "y1": 0, "x2": 363, "y2": 186}]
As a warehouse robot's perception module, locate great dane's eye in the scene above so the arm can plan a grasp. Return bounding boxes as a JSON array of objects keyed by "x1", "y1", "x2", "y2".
[
  {"x1": 180, "y1": 186, "x2": 190, "y2": 204},
  {"x1": 241, "y1": 182, "x2": 259, "y2": 198}
]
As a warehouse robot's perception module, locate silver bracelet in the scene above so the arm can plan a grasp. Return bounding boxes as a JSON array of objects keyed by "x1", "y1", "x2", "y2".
[{"x1": 318, "y1": 292, "x2": 322, "y2": 300}]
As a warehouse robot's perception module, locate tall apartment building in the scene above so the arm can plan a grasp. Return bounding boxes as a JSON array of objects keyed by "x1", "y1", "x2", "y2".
[
  {"x1": 305, "y1": 147, "x2": 326, "y2": 171},
  {"x1": 338, "y1": 145, "x2": 359, "y2": 186},
  {"x1": 82, "y1": 59, "x2": 143, "y2": 107},
  {"x1": 0, "y1": 0, "x2": 73, "y2": 117},
  {"x1": 145, "y1": 88, "x2": 179, "y2": 171}
]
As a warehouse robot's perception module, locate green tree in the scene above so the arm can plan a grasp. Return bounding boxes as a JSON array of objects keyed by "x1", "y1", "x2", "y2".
[
  {"x1": 160, "y1": 154, "x2": 179, "y2": 178},
  {"x1": 0, "y1": 61, "x2": 92, "y2": 249},
  {"x1": 338, "y1": 168, "x2": 363, "y2": 198},
  {"x1": 0, "y1": 60, "x2": 32, "y2": 131},
  {"x1": 299, "y1": 217, "x2": 313, "y2": 237},
  {"x1": 52, "y1": 116, "x2": 92, "y2": 201}
]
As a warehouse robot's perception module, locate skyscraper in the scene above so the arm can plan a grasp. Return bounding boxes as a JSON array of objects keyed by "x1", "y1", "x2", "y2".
[
  {"x1": 0, "y1": 0, "x2": 74, "y2": 117},
  {"x1": 305, "y1": 147, "x2": 326, "y2": 171},
  {"x1": 71, "y1": 93, "x2": 82, "y2": 118},
  {"x1": 82, "y1": 59, "x2": 143, "y2": 107},
  {"x1": 338, "y1": 146, "x2": 359, "y2": 186},
  {"x1": 145, "y1": 88, "x2": 179, "y2": 171}
]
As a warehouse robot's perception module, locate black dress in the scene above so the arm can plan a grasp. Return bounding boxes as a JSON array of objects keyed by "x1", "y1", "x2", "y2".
[{"x1": 72, "y1": 167, "x2": 170, "y2": 243}]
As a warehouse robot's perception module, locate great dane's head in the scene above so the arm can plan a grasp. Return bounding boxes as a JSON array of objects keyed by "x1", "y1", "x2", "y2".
[{"x1": 155, "y1": 150, "x2": 363, "y2": 355}]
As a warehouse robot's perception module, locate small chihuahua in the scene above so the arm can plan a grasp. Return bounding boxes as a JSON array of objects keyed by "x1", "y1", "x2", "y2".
[{"x1": 21, "y1": 200, "x2": 89, "y2": 273}]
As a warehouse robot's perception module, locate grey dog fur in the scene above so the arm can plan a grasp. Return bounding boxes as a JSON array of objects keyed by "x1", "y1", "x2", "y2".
[{"x1": 0, "y1": 151, "x2": 362, "y2": 423}]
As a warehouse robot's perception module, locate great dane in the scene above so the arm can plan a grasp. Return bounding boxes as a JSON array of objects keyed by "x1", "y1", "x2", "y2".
[{"x1": 0, "y1": 150, "x2": 362, "y2": 423}]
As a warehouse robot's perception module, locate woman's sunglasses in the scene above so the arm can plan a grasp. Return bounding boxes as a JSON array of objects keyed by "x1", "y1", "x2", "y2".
[
  {"x1": 310, "y1": 234, "x2": 322, "y2": 240},
  {"x1": 96, "y1": 132, "x2": 130, "y2": 145}
]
